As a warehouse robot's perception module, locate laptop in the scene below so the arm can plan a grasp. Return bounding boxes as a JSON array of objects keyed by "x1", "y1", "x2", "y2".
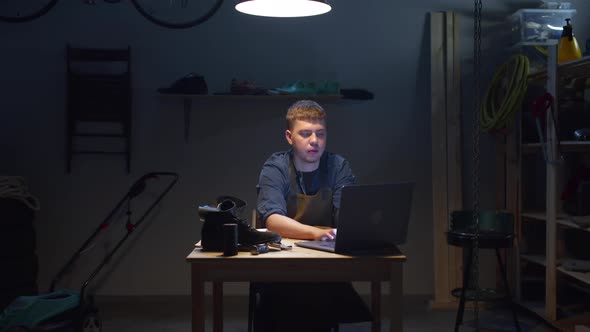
[{"x1": 295, "y1": 182, "x2": 414, "y2": 255}]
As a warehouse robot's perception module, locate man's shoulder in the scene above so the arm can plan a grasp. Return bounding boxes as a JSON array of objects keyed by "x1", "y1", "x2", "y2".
[
  {"x1": 323, "y1": 152, "x2": 354, "y2": 183},
  {"x1": 264, "y1": 151, "x2": 290, "y2": 166},
  {"x1": 259, "y1": 151, "x2": 290, "y2": 186},
  {"x1": 324, "y1": 151, "x2": 349, "y2": 166},
  {"x1": 261, "y1": 151, "x2": 291, "y2": 176}
]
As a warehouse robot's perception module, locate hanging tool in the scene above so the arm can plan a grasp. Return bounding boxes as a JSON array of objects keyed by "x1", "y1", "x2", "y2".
[{"x1": 531, "y1": 92, "x2": 564, "y2": 164}]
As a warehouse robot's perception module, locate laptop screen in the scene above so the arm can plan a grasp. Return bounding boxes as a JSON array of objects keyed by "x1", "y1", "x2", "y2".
[
  {"x1": 296, "y1": 182, "x2": 414, "y2": 255},
  {"x1": 334, "y1": 182, "x2": 413, "y2": 253}
]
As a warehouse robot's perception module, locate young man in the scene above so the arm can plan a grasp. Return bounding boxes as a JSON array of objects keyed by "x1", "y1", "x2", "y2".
[
  {"x1": 254, "y1": 100, "x2": 371, "y2": 332},
  {"x1": 256, "y1": 99, "x2": 355, "y2": 238}
]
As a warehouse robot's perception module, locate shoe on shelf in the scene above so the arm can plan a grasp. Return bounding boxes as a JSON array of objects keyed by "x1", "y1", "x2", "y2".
[
  {"x1": 158, "y1": 72, "x2": 208, "y2": 95},
  {"x1": 340, "y1": 88, "x2": 374, "y2": 100},
  {"x1": 230, "y1": 78, "x2": 267, "y2": 95},
  {"x1": 316, "y1": 80, "x2": 340, "y2": 95},
  {"x1": 270, "y1": 81, "x2": 317, "y2": 96}
]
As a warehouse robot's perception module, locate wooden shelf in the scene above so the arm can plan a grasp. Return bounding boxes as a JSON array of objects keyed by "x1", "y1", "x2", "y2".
[
  {"x1": 521, "y1": 254, "x2": 547, "y2": 267},
  {"x1": 159, "y1": 93, "x2": 343, "y2": 101},
  {"x1": 521, "y1": 211, "x2": 567, "y2": 224},
  {"x1": 521, "y1": 212, "x2": 590, "y2": 231},
  {"x1": 521, "y1": 254, "x2": 590, "y2": 287},
  {"x1": 558, "y1": 56, "x2": 590, "y2": 81},
  {"x1": 521, "y1": 212, "x2": 548, "y2": 221},
  {"x1": 517, "y1": 299, "x2": 590, "y2": 332},
  {"x1": 522, "y1": 141, "x2": 590, "y2": 154},
  {"x1": 158, "y1": 93, "x2": 343, "y2": 142},
  {"x1": 558, "y1": 217, "x2": 590, "y2": 231},
  {"x1": 516, "y1": 300, "x2": 547, "y2": 320},
  {"x1": 558, "y1": 266, "x2": 590, "y2": 286},
  {"x1": 528, "y1": 55, "x2": 590, "y2": 81},
  {"x1": 555, "y1": 312, "x2": 590, "y2": 332}
]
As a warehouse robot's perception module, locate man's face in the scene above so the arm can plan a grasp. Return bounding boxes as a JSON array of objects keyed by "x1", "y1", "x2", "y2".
[{"x1": 286, "y1": 118, "x2": 327, "y2": 170}]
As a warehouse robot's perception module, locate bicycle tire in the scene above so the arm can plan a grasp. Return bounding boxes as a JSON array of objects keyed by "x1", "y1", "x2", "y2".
[
  {"x1": 0, "y1": 0, "x2": 59, "y2": 23},
  {"x1": 131, "y1": 0, "x2": 223, "y2": 29}
]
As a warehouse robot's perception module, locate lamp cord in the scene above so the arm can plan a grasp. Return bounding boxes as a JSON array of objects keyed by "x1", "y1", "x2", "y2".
[{"x1": 0, "y1": 176, "x2": 40, "y2": 211}]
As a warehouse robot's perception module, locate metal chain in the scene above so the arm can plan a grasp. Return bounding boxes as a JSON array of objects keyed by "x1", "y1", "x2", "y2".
[{"x1": 472, "y1": 0, "x2": 483, "y2": 329}]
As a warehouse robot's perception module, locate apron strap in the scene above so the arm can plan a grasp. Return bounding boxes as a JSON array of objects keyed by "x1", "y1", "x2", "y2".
[{"x1": 287, "y1": 152, "x2": 334, "y2": 227}]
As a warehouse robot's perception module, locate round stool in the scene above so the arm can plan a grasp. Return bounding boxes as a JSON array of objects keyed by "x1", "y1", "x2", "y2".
[{"x1": 447, "y1": 210, "x2": 521, "y2": 332}]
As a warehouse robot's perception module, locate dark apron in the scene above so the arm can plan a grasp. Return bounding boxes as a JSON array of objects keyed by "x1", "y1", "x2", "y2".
[
  {"x1": 254, "y1": 155, "x2": 372, "y2": 331},
  {"x1": 286, "y1": 154, "x2": 334, "y2": 227}
]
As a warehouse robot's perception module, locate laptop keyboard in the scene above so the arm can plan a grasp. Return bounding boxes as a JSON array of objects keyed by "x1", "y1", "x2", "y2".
[{"x1": 318, "y1": 241, "x2": 335, "y2": 248}]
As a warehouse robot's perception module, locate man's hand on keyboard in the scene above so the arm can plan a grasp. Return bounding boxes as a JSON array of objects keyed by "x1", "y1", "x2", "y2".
[{"x1": 317, "y1": 228, "x2": 337, "y2": 241}]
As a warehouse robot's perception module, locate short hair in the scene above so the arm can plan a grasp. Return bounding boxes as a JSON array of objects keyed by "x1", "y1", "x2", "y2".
[{"x1": 285, "y1": 100, "x2": 327, "y2": 130}]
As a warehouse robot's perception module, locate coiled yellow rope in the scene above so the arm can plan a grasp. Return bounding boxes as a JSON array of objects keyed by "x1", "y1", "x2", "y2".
[{"x1": 480, "y1": 54, "x2": 530, "y2": 132}]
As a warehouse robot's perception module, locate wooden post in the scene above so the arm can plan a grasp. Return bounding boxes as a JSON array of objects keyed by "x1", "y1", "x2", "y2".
[
  {"x1": 445, "y1": 11, "x2": 464, "y2": 295},
  {"x1": 430, "y1": 11, "x2": 463, "y2": 308},
  {"x1": 545, "y1": 43, "x2": 558, "y2": 322},
  {"x1": 497, "y1": 128, "x2": 522, "y2": 295}
]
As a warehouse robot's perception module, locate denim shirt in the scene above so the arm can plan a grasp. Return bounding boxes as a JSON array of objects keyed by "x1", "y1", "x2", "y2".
[{"x1": 256, "y1": 150, "x2": 356, "y2": 224}]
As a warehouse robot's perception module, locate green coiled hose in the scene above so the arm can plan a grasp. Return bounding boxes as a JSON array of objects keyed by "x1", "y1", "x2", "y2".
[{"x1": 480, "y1": 54, "x2": 530, "y2": 132}]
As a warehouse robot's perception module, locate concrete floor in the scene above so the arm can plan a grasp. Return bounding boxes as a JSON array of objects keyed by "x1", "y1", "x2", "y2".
[{"x1": 96, "y1": 295, "x2": 556, "y2": 332}]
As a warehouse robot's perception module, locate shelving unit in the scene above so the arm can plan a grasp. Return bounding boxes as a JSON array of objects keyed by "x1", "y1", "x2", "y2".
[{"x1": 509, "y1": 44, "x2": 590, "y2": 330}]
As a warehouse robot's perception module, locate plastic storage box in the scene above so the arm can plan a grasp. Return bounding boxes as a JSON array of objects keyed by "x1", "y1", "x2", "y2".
[{"x1": 509, "y1": 8, "x2": 576, "y2": 45}]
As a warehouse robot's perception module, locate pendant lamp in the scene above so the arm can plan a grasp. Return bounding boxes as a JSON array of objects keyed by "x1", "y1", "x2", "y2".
[{"x1": 235, "y1": 0, "x2": 331, "y2": 18}]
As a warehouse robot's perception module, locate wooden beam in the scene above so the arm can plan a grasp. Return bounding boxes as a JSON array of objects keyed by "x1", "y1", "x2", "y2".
[
  {"x1": 546, "y1": 43, "x2": 558, "y2": 322},
  {"x1": 431, "y1": 11, "x2": 463, "y2": 308},
  {"x1": 445, "y1": 10, "x2": 464, "y2": 296},
  {"x1": 431, "y1": 11, "x2": 450, "y2": 305}
]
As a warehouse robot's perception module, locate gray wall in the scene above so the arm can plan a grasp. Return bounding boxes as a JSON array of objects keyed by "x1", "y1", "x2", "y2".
[{"x1": 1, "y1": 0, "x2": 589, "y2": 296}]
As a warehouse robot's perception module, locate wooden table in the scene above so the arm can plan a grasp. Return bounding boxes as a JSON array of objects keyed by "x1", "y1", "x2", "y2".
[{"x1": 186, "y1": 238, "x2": 406, "y2": 332}]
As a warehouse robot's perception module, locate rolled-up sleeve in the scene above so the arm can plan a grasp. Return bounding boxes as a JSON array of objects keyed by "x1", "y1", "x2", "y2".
[{"x1": 256, "y1": 162, "x2": 289, "y2": 223}]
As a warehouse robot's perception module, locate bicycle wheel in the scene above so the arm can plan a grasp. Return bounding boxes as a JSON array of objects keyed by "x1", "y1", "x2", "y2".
[
  {"x1": 0, "y1": 0, "x2": 59, "y2": 23},
  {"x1": 131, "y1": 0, "x2": 224, "y2": 29}
]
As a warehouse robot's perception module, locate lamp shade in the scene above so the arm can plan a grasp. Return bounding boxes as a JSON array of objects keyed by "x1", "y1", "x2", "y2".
[{"x1": 235, "y1": 0, "x2": 331, "y2": 18}]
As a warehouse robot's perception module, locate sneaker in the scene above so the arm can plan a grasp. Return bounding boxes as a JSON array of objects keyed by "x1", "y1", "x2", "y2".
[
  {"x1": 158, "y1": 73, "x2": 208, "y2": 94},
  {"x1": 230, "y1": 78, "x2": 266, "y2": 95},
  {"x1": 316, "y1": 80, "x2": 340, "y2": 95},
  {"x1": 340, "y1": 88, "x2": 374, "y2": 100},
  {"x1": 270, "y1": 81, "x2": 317, "y2": 96}
]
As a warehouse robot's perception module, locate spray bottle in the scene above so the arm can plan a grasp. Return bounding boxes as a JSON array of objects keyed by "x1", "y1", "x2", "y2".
[{"x1": 558, "y1": 18, "x2": 582, "y2": 63}]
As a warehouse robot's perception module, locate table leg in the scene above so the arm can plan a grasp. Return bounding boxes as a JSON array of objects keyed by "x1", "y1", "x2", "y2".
[
  {"x1": 213, "y1": 281, "x2": 223, "y2": 332},
  {"x1": 371, "y1": 281, "x2": 381, "y2": 332},
  {"x1": 183, "y1": 97, "x2": 191, "y2": 143},
  {"x1": 389, "y1": 263, "x2": 403, "y2": 332},
  {"x1": 191, "y1": 265, "x2": 205, "y2": 332}
]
